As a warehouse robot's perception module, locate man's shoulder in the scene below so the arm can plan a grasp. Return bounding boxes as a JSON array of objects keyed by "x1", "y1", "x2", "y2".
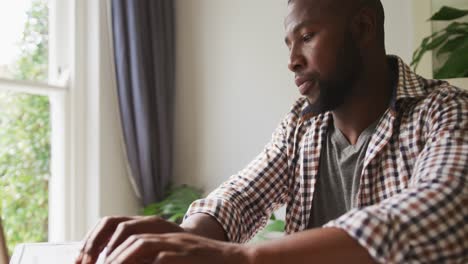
[
  {"x1": 390, "y1": 55, "x2": 468, "y2": 111},
  {"x1": 416, "y1": 78, "x2": 468, "y2": 108},
  {"x1": 400, "y1": 78, "x2": 468, "y2": 129}
]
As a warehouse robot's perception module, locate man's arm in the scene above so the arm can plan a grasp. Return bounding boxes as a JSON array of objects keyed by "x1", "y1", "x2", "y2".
[
  {"x1": 182, "y1": 217, "x2": 375, "y2": 264},
  {"x1": 248, "y1": 87, "x2": 468, "y2": 264},
  {"x1": 322, "y1": 87, "x2": 468, "y2": 263},
  {"x1": 102, "y1": 223, "x2": 377, "y2": 264},
  {"x1": 250, "y1": 227, "x2": 375, "y2": 264},
  {"x1": 182, "y1": 100, "x2": 306, "y2": 243},
  {"x1": 77, "y1": 100, "x2": 307, "y2": 264},
  {"x1": 180, "y1": 213, "x2": 228, "y2": 241},
  {"x1": 109, "y1": 85, "x2": 467, "y2": 263}
]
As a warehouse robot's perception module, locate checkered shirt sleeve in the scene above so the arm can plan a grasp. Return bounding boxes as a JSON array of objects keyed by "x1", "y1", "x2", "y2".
[
  {"x1": 325, "y1": 86, "x2": 468, "y2": 263},
  {"x1": 183, "y1": 101, "x2": 303, "y2": 243}
]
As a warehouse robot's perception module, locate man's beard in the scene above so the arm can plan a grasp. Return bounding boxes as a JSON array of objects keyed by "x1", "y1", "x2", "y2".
[{"x1": 308, "y1": 29, "x2": 363, "y2": 114}]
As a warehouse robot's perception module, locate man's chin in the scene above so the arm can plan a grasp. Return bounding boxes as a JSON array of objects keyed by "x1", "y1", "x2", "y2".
[
  {"x1": 305, "y1": 94, "x2": 319, "y2": 106},
  {"x1": 306, "y1": 98, "x2": 326, "y2": 114},
  {"x1": 306, "y1": 97, "x2": 342, "y2": 114}
]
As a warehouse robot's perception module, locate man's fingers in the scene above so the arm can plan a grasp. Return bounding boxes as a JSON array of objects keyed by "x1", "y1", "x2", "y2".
[
  {"x1": 106, "y1": 216, "x2": 184, "y2": 257},
  {"x1": 106, "y1": 235, "x2": 182, "y2": 264},
  {"x1": 76, "y1": 220, "x2": 100, "y2": 263},
  {"x1": 80, "y1": 216, "x2": 133, "y2": 263},
  {"x1": 106, "y1": 233, "x2": 141, "y2": 262},
  {"x1": 153, "y1": 251, "x2": 187, "y2": 264},
  {"x1": 76, "y1": 215, "x2": 185, "y2": 264},
  {"x1": 106, "y1": 217, "x2": 158, "y2": 256},
  {"x1": 84, "y1": 217, "x2": 130, "y2": 256},
  {"x1": 105, "y1": 219, "x2": 141, "y2": 255}
]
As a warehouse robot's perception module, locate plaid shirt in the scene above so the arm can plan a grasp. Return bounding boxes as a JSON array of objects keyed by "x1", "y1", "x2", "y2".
[{"x1": 184, "y1": 56, "x2": 468, "y2": 263}]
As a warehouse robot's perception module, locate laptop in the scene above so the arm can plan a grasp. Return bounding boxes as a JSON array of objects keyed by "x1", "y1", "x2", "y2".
[
  {"x1": 9, "y1": 243, "x2": 106, "y2": 264},
  {"x1": 0, "y1": 218, "x2": 106, "y2": 264}
]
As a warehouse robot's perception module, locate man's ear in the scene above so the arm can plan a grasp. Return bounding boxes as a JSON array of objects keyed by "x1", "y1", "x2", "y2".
[{"x1": 351, "y1": 7, "x2": 377, "y2": 48}]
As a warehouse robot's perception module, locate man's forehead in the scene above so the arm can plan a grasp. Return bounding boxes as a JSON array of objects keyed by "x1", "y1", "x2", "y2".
[
  {"x1": 284, "y1": 0, "x2": 358, "y2": 28},
  {"x1": 286, "y1": 0, "x2": 361, "y2": 17},
  {"x1": 285, "y1": 0, "x2": 339, "y2": 27},
  {"x1": 287, "y1": 0, "x2": 361, "y2": 8}
]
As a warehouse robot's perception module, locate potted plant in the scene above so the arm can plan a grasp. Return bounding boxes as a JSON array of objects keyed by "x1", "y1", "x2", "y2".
[{"x1": 411, "y1": 5, "x2": 468, "y2": 88}]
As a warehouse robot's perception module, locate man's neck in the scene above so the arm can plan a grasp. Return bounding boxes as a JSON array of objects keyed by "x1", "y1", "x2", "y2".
[{"x1": 331, "y1": 56, "x2": 393, "y2": 145}]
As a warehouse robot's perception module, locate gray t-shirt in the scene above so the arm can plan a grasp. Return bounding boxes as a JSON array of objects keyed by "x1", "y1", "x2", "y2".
[{"x1": 308, "y1": 120, "x2": 378, "y2": 228}]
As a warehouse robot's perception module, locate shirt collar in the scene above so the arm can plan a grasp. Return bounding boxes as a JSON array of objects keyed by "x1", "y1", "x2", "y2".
[{"x1": 389, "y1": 55, "x2": 427, "y2": 109}]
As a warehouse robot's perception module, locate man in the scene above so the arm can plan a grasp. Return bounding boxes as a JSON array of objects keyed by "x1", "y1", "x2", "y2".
[{"x1": 76, "y1": 0, "x2": 468, "y2": 263}]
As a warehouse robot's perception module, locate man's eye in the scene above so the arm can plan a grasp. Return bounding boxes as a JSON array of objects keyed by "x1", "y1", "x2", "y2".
[{"x1": 302, "y1": 33, "x2": 315, "y2": 42}]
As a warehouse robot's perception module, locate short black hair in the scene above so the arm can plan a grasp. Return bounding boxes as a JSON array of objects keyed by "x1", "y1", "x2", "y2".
[{"x1": 287, "y1": 0, "x2": 385, "y2": 45}]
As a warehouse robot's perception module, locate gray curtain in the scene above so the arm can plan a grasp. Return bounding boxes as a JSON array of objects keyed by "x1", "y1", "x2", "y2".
[{"x1": 111, "y1": 0, "x2": 175, "y2": 206}]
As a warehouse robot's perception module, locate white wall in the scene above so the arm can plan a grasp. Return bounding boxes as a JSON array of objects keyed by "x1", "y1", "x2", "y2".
[
  {"x1": 382, "y1": 0, "x2": 414, "y2": 63},
  {"x1": 173, "y1": 0, "x2": 297, "y2": 191},
  {"x1": 173, "y1": 0, "x2": 417, "y2": 193}
]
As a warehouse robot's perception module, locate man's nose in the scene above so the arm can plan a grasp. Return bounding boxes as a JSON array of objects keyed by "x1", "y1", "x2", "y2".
[{"x1": 288, "y1": 46, "x2": 306, "y2": 73}]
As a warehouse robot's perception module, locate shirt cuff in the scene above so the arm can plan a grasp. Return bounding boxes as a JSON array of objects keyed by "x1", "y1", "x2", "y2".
[
  {"x1": 324, "y1": 208, "x2": 397, "y2": 264},
  {"x1": 183, "y1": 198, "x2": 247, "y2": 243}
]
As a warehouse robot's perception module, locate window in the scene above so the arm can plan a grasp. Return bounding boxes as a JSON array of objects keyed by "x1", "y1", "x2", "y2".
[
  {"x1": 2, "y1": 0, "x2": 130, "y2": 250},
  {"x1": 0, "y1": 0, "x2": 69, "y2": 253}
]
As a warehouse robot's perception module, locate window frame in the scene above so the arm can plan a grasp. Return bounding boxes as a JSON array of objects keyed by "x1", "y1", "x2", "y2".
[
  {"x1": 0, "y1": 0, "x2": 91, "y2": 242},
  {"x1": 2, "y1": 0, "x2": 155, "y2": 244},
  {"x1": 0, "y1": 0, "x2": 71, "y2": 242},
  {"x1": 48, "y1": 0, "x2": 90, "y2": 242}
]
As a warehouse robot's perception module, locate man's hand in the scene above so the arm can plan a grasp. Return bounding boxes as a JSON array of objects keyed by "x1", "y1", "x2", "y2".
[
  {"x1": 75, "y1": 216, "x2": 185, "y2": 264},
  {"x1": 104, "y1": 232, "x2": 252, "y2": 264}
]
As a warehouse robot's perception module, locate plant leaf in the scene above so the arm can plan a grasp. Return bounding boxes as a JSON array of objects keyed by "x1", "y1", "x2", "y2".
[
  {"x1": 437, "y1": 36, "x2": 466, "y2": 57},
  {"x1": 430, "y1": 6, "x2": 468, "y2": 21},
  {"x1": 434, "y1": 39, "x2": 468, "y2": 79},
  {"x1": 141, "y1": 185, "x2": 203, "y2": 220},
  {"x1": 411, "y1": 31, "x2": 449, "y2": 69},
  {"x1": 168, "y1": 213, "x2": 186, "y2": 223},
  {"x1": 263, "y1": 220, "x2": 285, "y2": 232},
  {"x1": 270, "y1": 213, "x2": 277, "y2": 221},
  {"x1": 425, "y1": 34, "x2": 449, "y2": 50},
  {"x1": 445, "y1": 22, "x2": 468, "y2": 34}
]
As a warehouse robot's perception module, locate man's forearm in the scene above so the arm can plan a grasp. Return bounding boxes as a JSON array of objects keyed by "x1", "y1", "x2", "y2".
[
  {"x1": 180, "y1": 213, "x2": 228, "y2": 242},
  {"x1": 180, "y1": 214, "x2": 375, "y2": 263},
  {"x1": 250, "y1": 227, "x2": 376, "y2": 264}
]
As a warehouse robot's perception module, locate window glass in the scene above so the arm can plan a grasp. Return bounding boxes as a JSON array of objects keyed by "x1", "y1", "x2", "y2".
[
  {"x1": 0, "y1": 0, "x2": 50, "y2": 254},
  {"x1": 0, "y1": 0, "x2": 48, "y2": 82}
]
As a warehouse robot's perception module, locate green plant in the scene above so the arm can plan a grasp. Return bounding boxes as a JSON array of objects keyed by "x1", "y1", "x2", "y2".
[
  {"x1": 142, "y1": 185, "x2": 203, "y2": 223},
  {"x1": 411, "y1": 6, "x2": 468, "y2": 79},
  {"x1": 249, "y1": 214, "x2": 285, "y2": 243}
]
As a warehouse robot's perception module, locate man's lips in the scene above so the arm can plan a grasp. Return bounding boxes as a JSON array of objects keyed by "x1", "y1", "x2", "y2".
[{"x1": 295, "y1": 76, "x2": 316, "y2": 95}]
